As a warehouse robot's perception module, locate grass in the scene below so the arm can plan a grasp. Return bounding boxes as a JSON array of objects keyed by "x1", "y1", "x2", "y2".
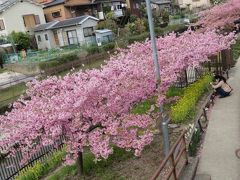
[
  {"x1": 16, "y1": 148, "x2": 66, "y2": 180},
  {"x1": 0, "y1": 82, "x2": 26, "y2": 109},
  {"x1": 0, "y1": 67, "x2": 7, "y2": 74},
  {"x1": 47, "y1": 147, "x2": 131, "y2": 180},
  {"x1": 0, "y1": 58, "x2": 107, "y2": 112}
]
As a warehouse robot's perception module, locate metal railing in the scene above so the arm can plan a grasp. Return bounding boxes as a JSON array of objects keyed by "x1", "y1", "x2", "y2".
[
  {"x1": 151, "y1": 131, "x2": 188, "y2": 180},
  {"x1": 0, "y1": 136, "x2": 64, "y2": 180}
]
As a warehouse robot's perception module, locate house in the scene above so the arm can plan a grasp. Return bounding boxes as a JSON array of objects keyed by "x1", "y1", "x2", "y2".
[
  {"x1": 0, "y1": 0, "x2": 46, "y2": 36},
  {"x1": 176, "y1": 0, "x2": 210, "y2": 10},
  {"x1": 34, "y1": 15, "x2": 99, "y2": 50},
  {"x1": 126, "y1": 0, "x2": 172, "y2": 17},
  {"x1": 126, "y1": 0, "x2": 145, "y2": 17},
  {"x1": 43, "y1": 0, "x2": 126, "y2": 22},
  {"x1": 151, "y1": 0, "x2": 172, "y2": 13}
]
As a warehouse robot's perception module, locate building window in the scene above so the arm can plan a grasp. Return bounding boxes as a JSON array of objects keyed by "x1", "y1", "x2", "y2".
[
  {"x1": 67, "y1": 30, "x2": 78, "y2": 45},
  {"x1": 117, "y1": 5, "x2": 122, "y2": 9},
  {"x1": 34, "y1": 15, "x2": 40, "y2": 25},
  {"x1": 45, "y1": 34, "x2": 48, "y2": 40},
  {"x1": 102, "y1": 35, "x2": 113, "y2": 43},
  {"x1": 37, "y1": 35, "x2": 41, "y2": 42},
  {"x1": 83, "y1": 27, "x2": 94, "y2": 37},
  {"x1": 52, "y1": 11, "x2": 61, "y2": 18},
  {"x1": 0, "y1": 19, "x2": 5, "y2": 30}
]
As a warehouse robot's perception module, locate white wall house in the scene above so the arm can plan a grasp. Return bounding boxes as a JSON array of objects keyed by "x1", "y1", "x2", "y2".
[
  {"x1": 0, "y1": 0, "x2": 46, "y2": 36},
  {"x1": 177, "y1": 0, "x2": 210, "y2": 9},
  {"x1": 34, "y1": 15, "x2": 99, "y2": 50}
]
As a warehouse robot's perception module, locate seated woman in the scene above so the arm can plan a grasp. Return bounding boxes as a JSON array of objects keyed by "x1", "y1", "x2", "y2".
[{"x1": 210, "y1": 75, "x2": 232, "y2": 98}]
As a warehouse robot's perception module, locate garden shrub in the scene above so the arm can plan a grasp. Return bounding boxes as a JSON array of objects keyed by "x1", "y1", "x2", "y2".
[
  {"x1": 171, "y1": 75, "x2": 212, "y2": 123},
  {"x1": 85, "y1": 44, "x2": 99, "y2": 54},
  {"x1": 39, "y1": 52, "x2": 78, "y2": 70},
  {"x1": 129, "y1": 15, "x2": 138, "y2": 23},
  {"x1": 16, "y1": 148, "x2": 66, "y2": 180},
  {"x1": 102, "y1": 42, "x2": 115, "y2": 51},
  {"x1": 128, "y1": 32, "x2": 149, "y2": 44}
]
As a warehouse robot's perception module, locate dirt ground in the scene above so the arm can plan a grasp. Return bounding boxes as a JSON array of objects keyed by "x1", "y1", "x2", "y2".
[{"x1": 82, "y1": 127, "x2": 183, "y2": 180}]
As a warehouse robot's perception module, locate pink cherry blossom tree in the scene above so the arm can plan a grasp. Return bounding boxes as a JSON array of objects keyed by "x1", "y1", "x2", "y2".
[
  {"x1": 197, "y1": 0, "x2": 240, "y2": 31},
  {"x1": 0, "y1": 30, "x2": 235, "y2": 175}
]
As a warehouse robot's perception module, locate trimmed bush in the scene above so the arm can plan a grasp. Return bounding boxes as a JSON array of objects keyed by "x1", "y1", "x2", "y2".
[
  {"x1": 16, "y1": 149, "x2": 66, "y2": 180},
  {"x1": 171, "y1": 75, "x2": 212, "y2": 123}
]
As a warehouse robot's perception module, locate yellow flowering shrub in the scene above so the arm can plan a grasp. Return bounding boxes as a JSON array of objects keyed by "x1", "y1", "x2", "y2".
[{"x1": 171, "y1": 75, "x2": 212, "y2": 123}]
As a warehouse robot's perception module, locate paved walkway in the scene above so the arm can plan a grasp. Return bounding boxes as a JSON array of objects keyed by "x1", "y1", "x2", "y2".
[
  {"x1": 196, "y1": 60, "x2": 240, "y2": 180},
  {"x1": 0, "y1": 71, "x2": 35, "y2": 89}
]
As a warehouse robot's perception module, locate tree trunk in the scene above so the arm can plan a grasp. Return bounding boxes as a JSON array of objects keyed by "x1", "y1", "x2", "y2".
[{"x1": 77, "y1": 151, "x2": 83, "y2": 177}]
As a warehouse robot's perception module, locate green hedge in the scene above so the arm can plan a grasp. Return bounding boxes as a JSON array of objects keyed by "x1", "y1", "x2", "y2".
[
  {"x1": 127, "y1": 32, "x2": 149, "y2": 44},
  {"x1": 155, "y1": 24, "x2": 187, "y2": 37},
  {"x1": 16, "y1": 149, "x2": 66, "y2": 180},
  {"x1": 39, "y1": 53, "x2": 78, "y2": 70},
  {"x1": 171, "y1": 75, "x2": 212, "y2": 123}
]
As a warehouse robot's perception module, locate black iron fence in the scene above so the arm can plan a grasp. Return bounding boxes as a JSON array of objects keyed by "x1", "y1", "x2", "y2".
[{"x1": 0, "y1": 136, "x2": 64, "y2": 180}]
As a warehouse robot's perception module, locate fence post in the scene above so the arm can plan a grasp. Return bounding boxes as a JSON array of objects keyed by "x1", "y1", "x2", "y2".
[
  {"x1": 203, "y1": 107, "x2": 208, "y2": 122},
  {"x1": 171, "y1": 154, "x2": 177, "y2": 180}
]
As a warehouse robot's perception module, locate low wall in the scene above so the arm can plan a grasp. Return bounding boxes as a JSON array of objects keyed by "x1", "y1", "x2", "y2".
[{"x1": 6, "y1": 62, "x2": 41, "y2": 75}]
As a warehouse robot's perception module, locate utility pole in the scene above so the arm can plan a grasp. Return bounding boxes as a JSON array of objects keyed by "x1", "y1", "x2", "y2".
[{"x1": 145, "y1": 0, "x2": 170, "y2": 156}]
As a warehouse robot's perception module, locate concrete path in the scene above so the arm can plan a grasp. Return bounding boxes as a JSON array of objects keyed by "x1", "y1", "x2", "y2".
[
  {"x1": 0, "y1": 71, "x2": 35, "y2": 89},
  {"x1": 196, "y1": 60, "x2": 240, "y2": 180}
]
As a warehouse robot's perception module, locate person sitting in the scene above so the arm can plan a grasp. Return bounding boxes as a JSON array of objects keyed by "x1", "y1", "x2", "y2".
[{"x1": 210, "y1": 75, "x2": 232, "y2": 98}]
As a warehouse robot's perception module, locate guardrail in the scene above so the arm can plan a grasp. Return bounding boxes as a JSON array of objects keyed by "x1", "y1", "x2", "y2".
[{"x1": 151, "y1": 131, "x2": 188, "y2": 180}]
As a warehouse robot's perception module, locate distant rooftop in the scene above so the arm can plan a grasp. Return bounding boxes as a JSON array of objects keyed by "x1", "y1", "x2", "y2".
[
  {"x1": 43, "y1": 0, "x2": 64, "y2": 8},
  {"x1": 0, "y1": 0, "x2": 41, "y2": 13},
  {"x1": 34, "y1": 15, "x2": 99, "y2": 32}
]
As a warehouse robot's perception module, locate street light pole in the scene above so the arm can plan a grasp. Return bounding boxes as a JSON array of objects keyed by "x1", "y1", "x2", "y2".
[
  {"x1": 145, "y1": 0, "x2": 170, "y2": 156},
  {"x1": 145, "y1": 0, "x2": 160, "y2": 80}
]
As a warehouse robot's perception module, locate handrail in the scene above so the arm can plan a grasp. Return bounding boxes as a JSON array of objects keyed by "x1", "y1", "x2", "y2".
[{"x1": 151, "y1": 130, "x2": 188, "y2": 180}]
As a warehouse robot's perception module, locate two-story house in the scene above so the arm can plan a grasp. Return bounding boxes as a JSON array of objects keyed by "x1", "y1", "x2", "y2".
[{"x1": 0, "y1": 0, "x2": 46, "y2": 36}]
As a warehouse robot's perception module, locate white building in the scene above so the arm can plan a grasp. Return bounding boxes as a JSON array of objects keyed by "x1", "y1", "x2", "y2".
[
  {"x1": 0, "y1": 0, "x2": 46, "y2": 36},
  {"x1": 34, "y1": 15, "x2": 99, "y2": 50},
  {"x1": 177, "y1": 0, "x2": 210, "y2": 9}
]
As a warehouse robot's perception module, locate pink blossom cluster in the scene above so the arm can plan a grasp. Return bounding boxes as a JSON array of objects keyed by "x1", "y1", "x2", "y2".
[
  {"x1": 0, "y1": 30, "x2": 235, "y2": 164},
  {"x1": 197, "y1": 0, "x2": 240, "y2": 31}
]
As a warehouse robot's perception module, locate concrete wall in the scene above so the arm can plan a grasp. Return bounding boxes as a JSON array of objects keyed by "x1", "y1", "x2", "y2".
[
  {"x1": 0, "y1": 1, "x2": 46, "y2": 36},
  {"x1": 35, "y1": 30, "x2": 56, "y2": 50},
  {"x1": 44, "y1": 4, "x2": 72, "y2": 22}
]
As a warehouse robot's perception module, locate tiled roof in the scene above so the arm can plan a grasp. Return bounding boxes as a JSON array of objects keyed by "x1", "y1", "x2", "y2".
[{"x1": 34, "y1": 20, "x2": 58, "y2": 32}]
